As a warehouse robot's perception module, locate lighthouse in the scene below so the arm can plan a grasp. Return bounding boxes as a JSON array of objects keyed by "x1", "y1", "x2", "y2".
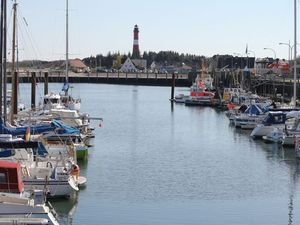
[{"x1": 132, "y1": 24, "x2": 140, "y2": 59}]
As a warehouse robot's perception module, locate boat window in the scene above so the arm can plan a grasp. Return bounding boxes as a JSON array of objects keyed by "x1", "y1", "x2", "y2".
[
  {"x1": 0, "y1": 172, "x2": 6, "y2": 184},
  {"x1": 51, "y1": 99, "x2": 59, "y2": 104}
]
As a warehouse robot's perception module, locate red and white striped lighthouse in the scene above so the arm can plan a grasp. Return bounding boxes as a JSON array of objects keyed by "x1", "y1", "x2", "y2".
[{"x1": 132, "y1": 24, "x2": 140, "y2": 59}]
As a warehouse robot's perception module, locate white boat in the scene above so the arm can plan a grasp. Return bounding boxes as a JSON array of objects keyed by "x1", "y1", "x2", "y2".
[
  {"x1": 0, "y1": 135, "x2": 80, "y2": 197},
  {"x1": 281, "y1": 112, "x2": 300, "y2": 146},
  {"x1": 294, "y1": 135, "x2": 300, "y2": 158},
  {"x1": 250, "y1": 111, "x2": 288, "y2": 138},
  {"x1": 42, "y1": 0, "x2": 81, "y2": 113},
  {"x1": 43, "y1": 92, "x2": 81, "y2": 112},
  {"x1": 234, "y1": 103, "x2": 267, "y2": 129},
  {"x1": 262, "y1": 127, "x2": 284, "y2": 144},
  {"x1": 0, "y1": 160, "x2": 59, "y2": 225},
  {"x1": 174, "y1": 94, "x2": 189, "y2": 103}
]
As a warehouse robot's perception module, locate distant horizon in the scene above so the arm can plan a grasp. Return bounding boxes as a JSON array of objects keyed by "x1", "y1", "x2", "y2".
[{"x1": 7, "y1": 0, "x2": 298, "y2": 61}]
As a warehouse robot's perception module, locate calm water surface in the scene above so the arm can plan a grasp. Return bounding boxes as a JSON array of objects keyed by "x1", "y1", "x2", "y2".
[{"x1": 19, "y1": 83, "x2": 300, "y2": 225}]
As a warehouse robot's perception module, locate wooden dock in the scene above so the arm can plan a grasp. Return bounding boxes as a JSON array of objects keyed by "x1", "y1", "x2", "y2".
[{"x1": 13, "y1": 71, "x2": 192, "y2": 87}]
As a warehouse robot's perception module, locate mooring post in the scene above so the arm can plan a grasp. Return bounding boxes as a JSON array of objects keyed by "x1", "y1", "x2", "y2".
[
  {"x1": 44, "y1": 72, "x2": 49, "y2": 96},
  {"x1": 31, "y1": 72, "x2": 36, "y2": 110},
  {"x1": 171, "y1": 72, "x2": 175, "y2": 100}
]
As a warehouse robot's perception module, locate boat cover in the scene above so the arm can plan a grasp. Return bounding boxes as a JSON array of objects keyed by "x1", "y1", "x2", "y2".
[
  {"x1": 263, "y1": 112, "x2": 287, "y2": 125},
  {"x1": 244, "y1": 104, "x2": 265, "y2": 115},
  {"x1": 0, "y1": 160, "x2": 23, "y2": 193},
  {"x1": 0, "y1": 119, "x2": 79, "y2": 136}
]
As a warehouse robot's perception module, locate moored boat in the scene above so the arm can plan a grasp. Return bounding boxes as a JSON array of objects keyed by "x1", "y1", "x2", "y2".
[
  {"x1": 0, "y1": 160, "x2": 59, "y2": 225},
  {"x1": 0, "y1": 135, "x2": 81, "y2": 198}
]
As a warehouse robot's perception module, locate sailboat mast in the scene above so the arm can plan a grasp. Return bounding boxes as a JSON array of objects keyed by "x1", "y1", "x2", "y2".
[
  {"x1": 293, "y1": 0, "x2": 297, "y2": 105},
  {"x1": 3, "y1": 0, "x2": 7, "y2": 123},
  {"x1": 10, "y1": 1, "x2": 17, "y2": 123},
  {"x1": 65, "y1": 0, "x2": 69, "y2": 85},
  {"x1": 0, "y1": 0, "x2": 4, "y2": 119}
]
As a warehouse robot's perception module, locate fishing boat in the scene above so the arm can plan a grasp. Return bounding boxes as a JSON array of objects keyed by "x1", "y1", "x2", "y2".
[
  {"x1": 0, "y1": 160, "x2": 59, "y2": 225},
  {"x1": 185, "y1": 78, "x2": 215, "y2": 106}
]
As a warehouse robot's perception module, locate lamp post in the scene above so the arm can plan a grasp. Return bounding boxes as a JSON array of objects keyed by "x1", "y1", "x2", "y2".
[
  {"x1": 263, "y1": 47, "x2": 277, "y2": 59},
  {"x1": 279, "y1": 42, "x2": 291, "y2": 63}
]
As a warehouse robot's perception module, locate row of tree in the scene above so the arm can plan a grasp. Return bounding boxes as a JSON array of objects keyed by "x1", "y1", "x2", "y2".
[{"x1": 82, "y1": 51, "x2": 205, "y2": 69}]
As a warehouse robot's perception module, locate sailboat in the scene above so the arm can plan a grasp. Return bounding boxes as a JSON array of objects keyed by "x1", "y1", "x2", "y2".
[
  {"x1": 43, "y1": 0, "x2": 81, "y2": 112},
  {"x1": 0, "y1": 160, "x2": 59, "y2": 225}
]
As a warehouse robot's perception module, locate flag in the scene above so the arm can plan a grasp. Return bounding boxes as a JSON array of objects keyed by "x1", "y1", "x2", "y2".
[
  {"x1": 25, "y1": 127, "x2": 30, "y2": 142},
  {"x1": 245, "y1": 44, "x2": 248, "y2": 55},
  {"x1": 62, "y1": 82, "x2": 69, "y2": 92}
]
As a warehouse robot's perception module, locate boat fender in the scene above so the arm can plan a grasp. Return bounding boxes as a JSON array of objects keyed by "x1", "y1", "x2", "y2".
[
  {"x1": 294, "y1": 135, "x2": 297, "y2": 145},
  {"x1": 71, "y1": 164, "x2": 80, "y2": 178},
  {"x1": 46, "y1": 162, "x2": 53, "y2": 168},
  {"x1": 22, "y1": 167, "x2": 29, "y2": 177}
]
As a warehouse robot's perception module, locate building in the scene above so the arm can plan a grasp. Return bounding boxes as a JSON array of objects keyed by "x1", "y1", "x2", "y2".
[
  {"x1": 120, "y1": 58, "x2": 147, "y2": 72},
  {"x1": 120, "y1": 58, "x2": 137, "y2": 72},
  {"x1": 69, "y1": 58, "x2": 90, "y2": 73},
  {"x1": 131, "y1": 59, "x2": 147, "y2": 70}
]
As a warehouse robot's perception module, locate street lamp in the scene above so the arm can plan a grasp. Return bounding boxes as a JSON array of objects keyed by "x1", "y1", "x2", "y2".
[
  {"x1": 279, "y1": 42, "x2": 292, "y2": 63},
  {"x1": 263, "y1": 47, "x2": 276, "y2": 59}
]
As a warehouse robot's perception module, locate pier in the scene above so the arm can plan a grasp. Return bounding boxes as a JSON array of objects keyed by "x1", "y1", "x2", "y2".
[
  {"x1": 7, "y1": 70, "x2": 300, "y2": 100},
  {"x1": 13, "y1": 71, "x2": 192, "y2": 87}
]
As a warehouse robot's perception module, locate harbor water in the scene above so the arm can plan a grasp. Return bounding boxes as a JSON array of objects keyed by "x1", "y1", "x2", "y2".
[{"x1": 20, "y1": 83, "x2": 300, "y2": 224}]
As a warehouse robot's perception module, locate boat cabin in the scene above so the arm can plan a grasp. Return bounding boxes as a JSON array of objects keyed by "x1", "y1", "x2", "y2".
[
  {"x1": 0, "y1": 160, "x2": 23, "y2": 193},
  {"x1": 43, "y1": 93, "x2": 62, "y2": 110},
  {"x1": 262, "y1": 112, "x2": 287, "y2": 125}
]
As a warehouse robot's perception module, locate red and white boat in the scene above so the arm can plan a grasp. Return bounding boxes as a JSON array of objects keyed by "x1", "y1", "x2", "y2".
[{"x1": 185, "y1": 78, "x2": 215, "y2": 106}]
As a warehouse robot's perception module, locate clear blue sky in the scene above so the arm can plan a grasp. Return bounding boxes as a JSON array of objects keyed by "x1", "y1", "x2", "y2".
[{"x1": 10, "y1": 0, "x2": 296, "y2": 61}]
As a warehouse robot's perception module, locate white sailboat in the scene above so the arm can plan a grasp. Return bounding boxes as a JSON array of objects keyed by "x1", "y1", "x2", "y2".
[
  {"x1": 0, "y1": 160, "x2": 59, "y2": 225},
  {"x1": 0, "y1": 134, "x2": 80, "y2": 197},
  {"x1": 43, "y1": 0, "x2": 81, "y2": 112}
]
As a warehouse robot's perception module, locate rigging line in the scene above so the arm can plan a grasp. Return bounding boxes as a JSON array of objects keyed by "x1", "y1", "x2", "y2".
[
  {"x1": 6, "y1": 3, "x2": 14, "y2": 55},
  {"x1": 17, "y1": 8, "x2": 43, "y2": 63},
  {"x1": 13, "y1": 9, "x2": 45, "y2": 104}
]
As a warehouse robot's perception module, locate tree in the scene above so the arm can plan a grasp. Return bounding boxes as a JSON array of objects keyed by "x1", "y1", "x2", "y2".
[{"x1": 112, "y1": 54, "x2": 122, "y2": 69}]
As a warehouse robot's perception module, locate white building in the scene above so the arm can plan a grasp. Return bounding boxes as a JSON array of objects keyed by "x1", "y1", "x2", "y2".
[
  {"x1": 120, "y1": 58, "x2": 147, "y2": 72},
  {"x1": 120, "y1": 58, "x2": 137, "y2": 72}
]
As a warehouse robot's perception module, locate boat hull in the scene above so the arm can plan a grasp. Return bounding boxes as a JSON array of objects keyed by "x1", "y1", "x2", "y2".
[{"x1": 23, "y1": 177, "x2": 78, "y2": 198}]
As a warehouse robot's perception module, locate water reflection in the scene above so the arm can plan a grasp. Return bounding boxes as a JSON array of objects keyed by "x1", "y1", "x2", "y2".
[
  {"x1": 285, "y1": 160, "x2": 300, "y2": 225},
  {"x1": 227, "y1": 120, "x2": 300, "y2": 225},
  {"x1": 49, "y1": 159, "x2": 87, "y2": 224},
  {"x1": 49, "y1": 193, "x2": 78, "y2": 225}
]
